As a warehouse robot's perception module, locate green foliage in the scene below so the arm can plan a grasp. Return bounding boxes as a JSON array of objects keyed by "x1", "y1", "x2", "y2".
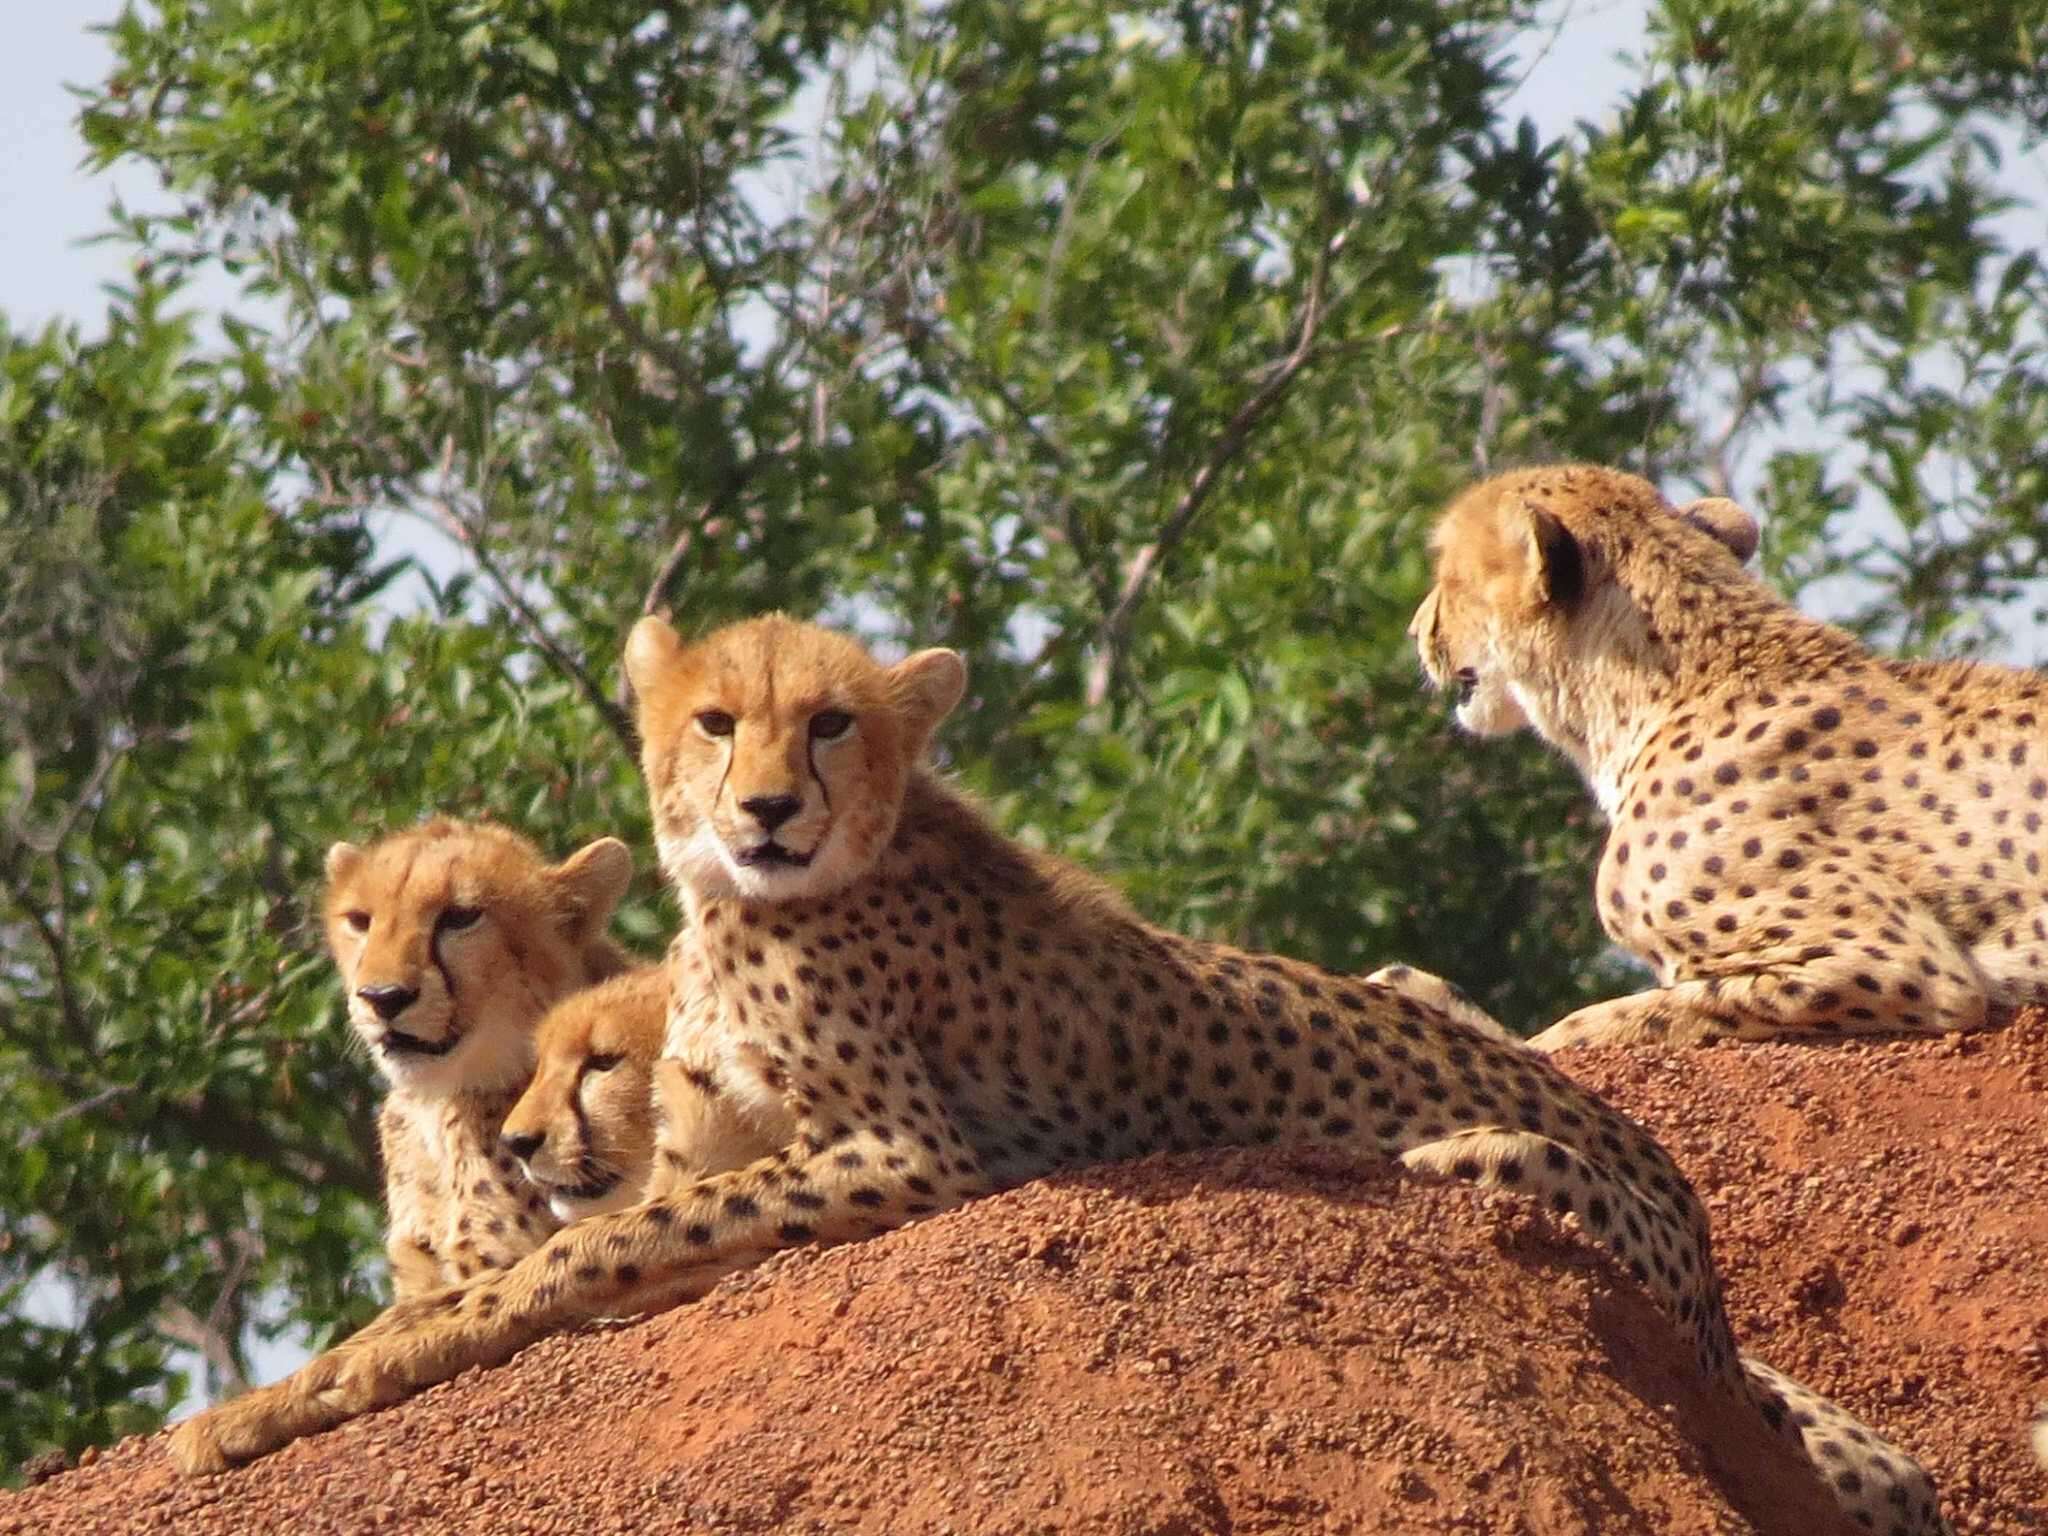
[{"x1": 3, "y1": 0, "x2": 2041, "y2": 1470}]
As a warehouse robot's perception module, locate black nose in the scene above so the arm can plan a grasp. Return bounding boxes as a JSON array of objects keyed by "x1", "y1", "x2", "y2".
[
  {"x1": 500, "y1": 1130, "x2": 543, "y2": 1162},
  {"x1": 357, "y1": 983, "x2": 419, "y2": 1022},
  {"x1": 740, "y1": 793, "x2": 801, "y2": 833}
]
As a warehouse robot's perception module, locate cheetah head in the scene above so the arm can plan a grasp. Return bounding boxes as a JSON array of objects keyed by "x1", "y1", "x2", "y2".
[
  {"x1": 499, "y1": 968, "x2": 666, "y2": 1222},
  {"x1": 324, "y1": 820, "x2": 633, "y2": 1095},
  {"x1": 625, "y1": 613, "x2": 967, "y2": 903},
  {"x1": 1408, "y1": 465, "x2": 1759, "y2": 738}
]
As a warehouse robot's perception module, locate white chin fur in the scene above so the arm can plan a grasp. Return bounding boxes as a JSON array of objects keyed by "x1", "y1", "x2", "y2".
[
  {"x1": 548, "y1": 1183, "x2": 638, "y2": 1224},
  {"x1": 1454, "y1": 683, "x2": 1529, "y2": 737},
  {"x1": 661, "y1": 823, "x2": 848, "y2": 904},
  {"x1": 358, "y1": 1008, "x2": 532, "y2": 1098}
]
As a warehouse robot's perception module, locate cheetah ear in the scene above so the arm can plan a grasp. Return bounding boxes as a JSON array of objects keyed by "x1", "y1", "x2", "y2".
[
  {"x1": 623, "y1": 614, "x2": 684, "y2": 701},
  {"x1": 890, "y1": 648, "x2": 968, "y2": 746},
  {"x1": 325, "y1": 841, "x2": 365, "y2": 886},
  {"x1": 549, "y1": 838, "x2": 633, "y2": 939},
  {"x1": 1524, "y1": 506, "x2": 1587, "y2": 611},
  {"x1": 1676, "y1": 496, "x2": 1760, "y2": 564}
]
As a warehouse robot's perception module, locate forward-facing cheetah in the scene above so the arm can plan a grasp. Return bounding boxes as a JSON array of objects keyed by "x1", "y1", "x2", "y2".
[
  {"x1": 324, "y1": 820, "x2": 635, "y2": 1294},
  {"x1": 174, "y1": 617, "x2": 1949, "y2": 1534},
  {"x1": 1411, "y1": 463, "x2": 2048, "y2": 1050}
]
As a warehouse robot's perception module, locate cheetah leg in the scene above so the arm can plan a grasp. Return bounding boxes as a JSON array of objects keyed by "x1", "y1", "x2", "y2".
[
  {"x1": 1530, "y1": 929, "x2": 1991, "y2": 1051},
  {"x1": 1966, "y1": 903, "x2": 2048, "y2": 1013},
  {"x1": 167, "y1": 1128, "x2": 984, "y2": 1475},
  {"x1": 1364, "y1": 965, "x2": 1522, "y2": 1045},
  {"x1": 1402, "y1": 1129, "x2": 1951, "y2": 1533},
  {"x1": 645, "y1": 1057, "x2": 787, "y2": 1197}
]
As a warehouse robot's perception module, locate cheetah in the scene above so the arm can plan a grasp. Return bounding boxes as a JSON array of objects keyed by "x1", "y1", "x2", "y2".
[
  {"x1": 644, "y1": 932, "x2": 799, "y2": 1200},
  {"x1": 498, "y1": 955, "x2": 791, "y2": 1221},
  {"x1": 325, "y1": 819, "x2": 635, "y2": 1295},
  {"x1": 172, "y1": 616, "x2": 1950, "y2": 1534},
  {"x1": 1410, "y1": 462, "x2": 2048, "y2": 1050}
]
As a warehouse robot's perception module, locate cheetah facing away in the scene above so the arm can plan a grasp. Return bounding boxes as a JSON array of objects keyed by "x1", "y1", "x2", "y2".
[
  {"x1": 1411, "y1": 462, "x2": 2048, "y2": 1051},
  {"x1": 324, "y1": 819, "x2": 635, "y2": 1295},
  {"x1": 173, "y1": 616, "x2": 1949, "y2": 1534}
]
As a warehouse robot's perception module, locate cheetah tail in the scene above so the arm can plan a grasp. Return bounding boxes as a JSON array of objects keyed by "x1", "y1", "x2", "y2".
[{"x1": 1739, "y1": 1356, "x2": 1952, "y2": 1536}]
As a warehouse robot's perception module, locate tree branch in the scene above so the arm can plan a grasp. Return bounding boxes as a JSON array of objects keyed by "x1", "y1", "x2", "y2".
[
  {"x1": 1084, "y1": 229, "x2": 1348, "y2": 707},
  {"x1": 416, "y1": 436, "x2": 641, "y2": 760},
  {"x1": 637, "y1": 433, "x2": 799, "y2": 619},
  {"x1": 155, "y1": 1093, "x2": 380, "y2": 1203}
]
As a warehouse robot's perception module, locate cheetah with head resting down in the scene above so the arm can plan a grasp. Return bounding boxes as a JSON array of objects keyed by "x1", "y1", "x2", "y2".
[
  {"x1": 497, "y1": 954, "x2": 793, "y2": 1222},
  {"x1": 1411, "y1": 462, "x2": 2048, "y2": 1051},
  {"x1": 173, "y1": 616, "x2": 1949, "y2": 1534},
  {"x1": 325, "y1": 819, "x2": 635, "y2": 1295}
]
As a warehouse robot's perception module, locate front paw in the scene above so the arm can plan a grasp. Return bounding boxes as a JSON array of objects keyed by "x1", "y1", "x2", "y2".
[
  {"x1": 166, "y1": 1411, "x2": 233, "y2": 1477},
  {"x1": 165, "y1": 1383, "x2": 305, "y2": 1476}
]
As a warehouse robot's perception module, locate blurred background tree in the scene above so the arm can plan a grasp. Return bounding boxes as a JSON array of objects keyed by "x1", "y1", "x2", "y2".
[{"x1": 3, "y1": 0, "x2": 2042, "y2": 1471}]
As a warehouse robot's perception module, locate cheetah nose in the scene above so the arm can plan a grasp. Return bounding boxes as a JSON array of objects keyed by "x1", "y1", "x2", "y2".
[
  {"x1": 356, "y1": 983, "x2": 420, "y2": 1022},
  {"x1": 500, "y1": 1130, "x2": 544, "y2": 1163},
  {"x1": 741, "y1": 793, "x2": 802, "y2": 833}
]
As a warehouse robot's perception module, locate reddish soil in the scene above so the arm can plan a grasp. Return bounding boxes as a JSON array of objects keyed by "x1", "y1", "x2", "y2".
[
  {"x1": 10, "y1": 1011, "x2": 2044, "y2": 1536},
  {"x1": 1572, "y1": 1007, "x2": 2048, "y2": 1535}
]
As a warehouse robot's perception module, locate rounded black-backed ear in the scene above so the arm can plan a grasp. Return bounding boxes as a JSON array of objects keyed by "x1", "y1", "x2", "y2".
[
  {"x1": 549, "y1": 838, "x2": 633, "y2": 941},
  {"x1": 624, "y1": 616, "x2": 683, "y2": 700},
  {"x1": 1527, "y1": 507, "x2": 1587, "y2": 610},
  {"x1": 1676, "y1": 496, "x2": 1760, "y2": 564},
  {"x1": 890, "y1": 648, "x2": 967, "y2": 749},
  {"x1": 325, "y1": 841, "x2": 365, "y2": 886}
]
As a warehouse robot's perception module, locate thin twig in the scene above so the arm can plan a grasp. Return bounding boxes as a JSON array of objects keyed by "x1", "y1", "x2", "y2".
[
  {"x1": 21, "y1": 1083, "x2": 132, "y2": 1145},
  {"x1": 7, "y1": 883, "x2": 90, "y2": 1053},
  {"x1": 417, "y1": 434, "x2": 641, "y2": 757},
  {"x1": 1084, "y1": 228, "x2": 1349, "y2": 707},
  {"x1": 1705, "y1": 347, "x2": 1771, "y2": 498},
  {"x1": 449, "y1": 500, "x2": 641, "y2": 756},
  {"x1": 638, "y1": 434, "x2": 800, "y2": 619}
]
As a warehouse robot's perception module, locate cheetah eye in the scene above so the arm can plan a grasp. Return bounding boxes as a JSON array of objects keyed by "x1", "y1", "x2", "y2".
[
  {"x1": 696, "y1": 710, "x2": 736, "y2": 739},
  {"x1": 436, "y1": 905, "x2": 483, "y2": 934},
  {"x1": 584, "y1": 1052, "x2": 625, "y2": 1074},
  {"x1": 809, "y1": 709, "x2": 854, "y2": 742},
  {"x1": 344, "y1": 910, "x2": 371, "y2": 933}
]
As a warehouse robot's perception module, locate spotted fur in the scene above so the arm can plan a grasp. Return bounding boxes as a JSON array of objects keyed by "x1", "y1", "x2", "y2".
[
  {"x1": 1412, "y1": 463, "x2": 2048, "y2": 1050},
  {"x1": 325, "y1": 819, "x2": 635, "y2": 1295},
  {"x1": 174, "y1": 618, "x2": 1949, "y2": 1534}
]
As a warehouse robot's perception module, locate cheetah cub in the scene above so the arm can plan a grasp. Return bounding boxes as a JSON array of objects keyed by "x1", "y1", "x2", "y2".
[
  {"x1": 1413, "y1": 462, "x2": 2048, "y2": 1050},
  {"x1": 174, "y1": 617, "x2": 1950, "y2": 1536},
  {"x1": 324, "y1": 819, "x2": 634, "y2": 1295},
  {"x1": 498, "y1": 952, "x2": 790, "y2": 1222}
]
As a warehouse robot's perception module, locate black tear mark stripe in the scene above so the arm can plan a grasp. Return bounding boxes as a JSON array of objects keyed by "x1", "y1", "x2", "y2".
[
  {"x1": 715, "y1": 739, "x2": 735, "y2": 823},
  {"x1": 426, "y1": 872, "x2": 467, "y2": 1048},
  {"x1": 807, "y1": 741, "x2": 833, "y2": 814}
]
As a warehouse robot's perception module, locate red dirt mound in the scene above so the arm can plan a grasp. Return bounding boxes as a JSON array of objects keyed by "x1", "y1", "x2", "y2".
[
  {"x1": 12, "y1": 1149, "x2": 1841, "y2": 1536},
  {"x1": 1572, "y1": 1007, "x2": 2048, "y2": 1534},
  {"x1": 10, "y1": 1011, "x2": 2044, "y2": 1536}
]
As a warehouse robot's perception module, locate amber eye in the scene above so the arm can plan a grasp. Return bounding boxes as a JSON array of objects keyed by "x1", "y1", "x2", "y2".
[
  {"x1": 436, "y1": 905, "x2": 483, "y2": 933},
  {"x1": 696, "y1": 710, "x2": 736, "y2": 738},
  {"x1": 809, "y1": 709, "x2": 854, "y2": 742},
  {"x1": 584, "y1": 1052, "x2": 625, "y2": 1074},
  {"x1": 344, "y1": 910, "x2": 371, "y2": 933}
]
